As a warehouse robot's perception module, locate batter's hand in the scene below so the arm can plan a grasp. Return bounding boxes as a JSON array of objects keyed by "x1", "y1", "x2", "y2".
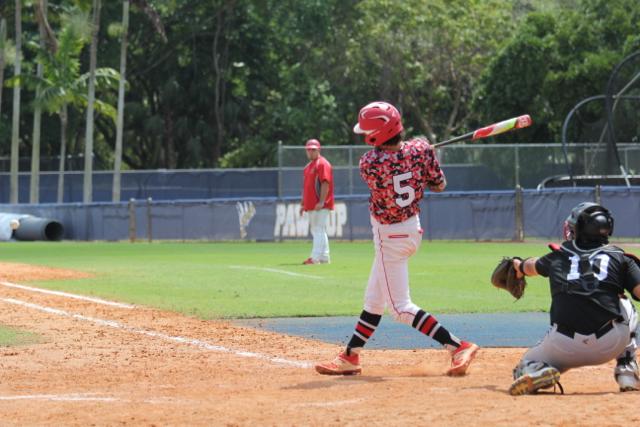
[
  {"x1": 314, "y1": 202, "x2": 324, "y2": 210},
  {"x1": 299, "y1": 206, "x2": 304, "y2": 216}
]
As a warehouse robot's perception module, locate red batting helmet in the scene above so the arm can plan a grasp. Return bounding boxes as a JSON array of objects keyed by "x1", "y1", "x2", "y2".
[
  {"x1": 353, "y1": 101, "x2": 403, "y2": 146},
  {"x1": 305, "y1": 139, "x2": 321, "y2": 150}
]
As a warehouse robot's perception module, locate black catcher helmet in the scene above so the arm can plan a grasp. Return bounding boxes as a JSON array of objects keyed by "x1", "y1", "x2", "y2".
[{"x1": 563, "y1": 202, "x2": 614, "y2": 244}]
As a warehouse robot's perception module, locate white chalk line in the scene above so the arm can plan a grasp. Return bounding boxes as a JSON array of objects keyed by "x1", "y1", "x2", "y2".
[
  {"x1": 0, "y1": 393, "x2": 188, "y2": 404},
  {"x1": 229, "y1": 265, "x2": 322, "y2": 280},
  {"x1": 0, "y1": 297, "x2": 311, "y2": 369},
  {"x1": 294, "y1": 398, "x2": 365, "y2": 408},
  {"x1": 0, "y1": 393, "x2": 118, "y2": 402},
  {"x1": 0, "y1": 281, "x2": 135, "y2": 309}
]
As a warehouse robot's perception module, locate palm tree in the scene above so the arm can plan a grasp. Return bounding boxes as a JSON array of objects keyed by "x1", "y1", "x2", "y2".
[
  {"x1": 83, "y1": 0, "x2": 101, "y2": 204},
  {"x1": 9, "y1": 0, "x2": 22, "y2": 204},
  {"x1": 30, "y1": 0, "x2": 50, "y2": 204},
  {"x1": 112, "y1": 0, "x2": 129, "y2": 203},
  {"x1": 18, "y1": 8, "x2": 118, "y2": 203},
  {"x1": 0, "y1": 18, "x2": 8, "y2": 120},
  {"x1": 112, "y1": 0, "x2": 166, "y2": 202}
]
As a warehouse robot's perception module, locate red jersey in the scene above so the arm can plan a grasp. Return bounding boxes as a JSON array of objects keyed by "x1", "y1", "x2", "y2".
[
  {"x1": 359, "y1": 137, "x2": 444, "y2": 224},
  {"x1": 302, "y1": 155, "x2": 334, "y2": 211}
]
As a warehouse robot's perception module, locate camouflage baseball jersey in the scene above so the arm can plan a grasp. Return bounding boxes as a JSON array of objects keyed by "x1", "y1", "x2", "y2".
[{"x1": 359, "y1": 137, "x2": 444, "y2": 224}]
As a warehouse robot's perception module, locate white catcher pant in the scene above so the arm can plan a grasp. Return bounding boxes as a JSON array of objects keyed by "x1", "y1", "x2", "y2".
[
  {"x1": 363, "y1": 215, "x2": 423, "y2": 325},
  {"x1": 308, "y1": 209, "x2": 330, "y2": 261},
  {"x1": 520, "y1": 298, "x2": 638, "y2": 373}
]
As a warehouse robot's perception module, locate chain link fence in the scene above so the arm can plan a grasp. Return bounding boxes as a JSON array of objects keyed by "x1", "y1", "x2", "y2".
[{"x1": 278, "y1": 142, "x2": 640, "y2": 194}]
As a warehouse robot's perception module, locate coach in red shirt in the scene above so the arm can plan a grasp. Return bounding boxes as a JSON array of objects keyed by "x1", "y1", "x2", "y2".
[{"x1": 299, "y1": 139, "x2": 334, "y2": 264}]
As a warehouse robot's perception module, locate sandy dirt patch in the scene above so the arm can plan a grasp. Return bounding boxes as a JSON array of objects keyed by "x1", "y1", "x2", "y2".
[{"x1": 0, "y1": 262, "x2": 92, "y2": 282}]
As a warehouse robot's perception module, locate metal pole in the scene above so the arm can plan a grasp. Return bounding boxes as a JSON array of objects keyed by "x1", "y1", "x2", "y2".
[
  {"x1": 277, "y1": 141, "x2": 283, "y2": 199},
  {"x1": 128, "y1": 198, "x2": 136, "y2": 242},
  {"x1": 146, "y1": 197, "x2": 152, "y2": 242},
  {"x1": 514, "y1": 185, "x2": 524, "y2": 242},
  {"x1": 595, "y1": 185, "x2": 602, "y2": 205},
  {"x1": 624, "y1": 147, "x2": 629, "y2": 173},
  {"x1": 348, "y1": 146, "x2": 354, "y2": 195},
  {"x1": 515, "y1": 145, "x2": 520, "y2": 188}
]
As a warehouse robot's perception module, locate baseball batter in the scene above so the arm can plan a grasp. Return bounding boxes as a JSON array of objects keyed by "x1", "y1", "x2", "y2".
[
  {"x1": 508, "y1": 202, "x2": 640, "y2": 395},
  {"x1": 315, "y1": 101, "x2": 478, "y2": 376}
]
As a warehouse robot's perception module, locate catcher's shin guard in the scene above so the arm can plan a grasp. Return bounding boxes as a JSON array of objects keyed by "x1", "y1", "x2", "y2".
[{"x1": 509, "y1": 363, "x2": 561, "y2": 396}]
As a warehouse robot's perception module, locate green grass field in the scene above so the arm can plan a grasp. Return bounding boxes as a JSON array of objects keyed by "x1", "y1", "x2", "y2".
[
  {"x1": 0, "y1": 240, "x2": 600, "y2": 320},
  {"x1": 0, "y1": 325, "x2": 41, "y2": 347}
]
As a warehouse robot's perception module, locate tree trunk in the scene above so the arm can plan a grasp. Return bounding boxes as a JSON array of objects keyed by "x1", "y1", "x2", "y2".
[
  {"x1": 0, "y1": 18, "x2": 6, "y2": 118},
  {"x1": 211, "y1": 3, "x2": 235, "y2": 166},
  {"x1": 113, "y1": 0, "x2": 129, "y2": 202},
  {"x1": 83, "y1": 0, "x2": 101, "y2": 203},
  {"x1": 10, "y1": 0, "x2": 22, "y2": 204},
  {"x1": 30, "y1": 0, "x2": 49, "y2": 204},
  {"x1": 57, "y1": 104, "x2": 68, "y2": 204},
  {"x1": 163, "y1": 108, "x2": 176, "y2": 168},
  {"x1": 33, "y1": 0, "x2": 57, "y2": 53}
]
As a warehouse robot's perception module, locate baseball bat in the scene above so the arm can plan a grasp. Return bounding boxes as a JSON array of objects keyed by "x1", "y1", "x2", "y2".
[{"x1": 433, "y1": 114, "x2": 532, "y2": 148}]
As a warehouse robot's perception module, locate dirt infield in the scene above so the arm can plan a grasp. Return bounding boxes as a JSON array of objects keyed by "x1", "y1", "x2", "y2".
[
  {"x1": 0, "y1": 262, "x2": 93, "y2": 282},
  {"x1": 0, "y1": 263, "x2": 638, "y2": 426}
]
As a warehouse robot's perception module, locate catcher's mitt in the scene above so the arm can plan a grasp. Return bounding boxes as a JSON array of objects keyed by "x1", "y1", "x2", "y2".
[{"x1": 491, "y1": 257, "x2": 526, "y2": 299}]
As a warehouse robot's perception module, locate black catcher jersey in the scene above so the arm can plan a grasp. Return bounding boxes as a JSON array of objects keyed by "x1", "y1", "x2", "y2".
[{"x1": 535, "y1": 241, "x2": 640, "y2": 335}]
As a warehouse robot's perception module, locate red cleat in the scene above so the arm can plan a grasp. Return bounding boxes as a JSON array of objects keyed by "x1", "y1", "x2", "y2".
[
  {"x1": 303, "y1": 258, "x2": 317, "y2": 265},
  {"x1": 446, "y1": 341, "x2": 479, "y2": 376},
  {"x1": 315, "y1": 352, "x2": 361, "y2": 375}
]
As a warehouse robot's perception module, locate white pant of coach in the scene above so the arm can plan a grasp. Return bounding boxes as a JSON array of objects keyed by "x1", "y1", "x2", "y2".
[
  {"x1": 364, "y1": 215, "x2": 422, "y2": 325},
  {"x1": 308, "y1": 209, "x2": 330, "y2": 262}
]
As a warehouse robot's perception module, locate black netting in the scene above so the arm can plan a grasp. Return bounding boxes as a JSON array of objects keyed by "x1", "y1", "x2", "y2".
[
  {"x1": 561, "y1": 51, "x2": 640, "y2": 179},
  {"x1": 606, "y1": 51, "x2": 640, "y2": 145}
]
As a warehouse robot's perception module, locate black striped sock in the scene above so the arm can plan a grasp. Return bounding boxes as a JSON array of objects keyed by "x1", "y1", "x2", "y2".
[
  {"x1": 346, "y1": 310, "x2": 382, "y2": 355},
  {"x1": 412, "y1": 309, "x2": 461, "y2": 348}
]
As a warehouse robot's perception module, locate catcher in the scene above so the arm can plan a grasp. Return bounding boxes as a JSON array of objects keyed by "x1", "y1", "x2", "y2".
[{"x1": 491, "y1": 202, "x2": 640, "y2": 395}]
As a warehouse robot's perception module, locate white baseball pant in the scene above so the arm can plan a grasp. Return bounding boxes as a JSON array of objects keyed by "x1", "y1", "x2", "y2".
[
  {"x1": 364, "y1": 215, "x2": 423, "y2": 325},
  {"x1": 308, "y1": 209, "x2": 330, "y2": 262}
]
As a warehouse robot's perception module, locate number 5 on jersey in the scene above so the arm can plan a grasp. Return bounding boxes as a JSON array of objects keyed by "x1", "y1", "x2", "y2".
[{"x1": 393, "y1": 172, "x2": 415, "y2": 207}]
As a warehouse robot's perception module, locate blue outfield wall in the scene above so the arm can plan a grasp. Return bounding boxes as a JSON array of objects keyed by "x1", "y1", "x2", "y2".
[{"x1": 0, "y1": 187, "x2": 638, "y2": 241}]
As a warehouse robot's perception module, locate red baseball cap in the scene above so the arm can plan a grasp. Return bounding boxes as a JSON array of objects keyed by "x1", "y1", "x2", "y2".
[{"x1": 305, "y1": 139, "x2": 321, "y2": 150}]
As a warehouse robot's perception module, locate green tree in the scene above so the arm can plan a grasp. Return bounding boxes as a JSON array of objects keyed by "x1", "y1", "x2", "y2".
[
  {"x1": 14, "y1": 6, "x2": 118, "y2": 202},
  {"x1": 112, "y1": 0, "x2": 166, "y2": 201},
  {"x1": 473, "y1": 0, "x2": 640, "y2": 143},
  {"x1": 0, "y1": 18, "x2": 9, "y2": 127},
  {"x1": 343, "y1": 0, "x2": 517, "y2": 143}
]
